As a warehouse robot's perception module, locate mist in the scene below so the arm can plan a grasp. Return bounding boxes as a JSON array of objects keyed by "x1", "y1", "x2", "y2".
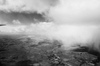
[
  {"x1": 0, "y1": 0, "x2": 100, "y2": 52},
  {"x1": 0, "y1": 22, "x2": 100, "y2": 52}
]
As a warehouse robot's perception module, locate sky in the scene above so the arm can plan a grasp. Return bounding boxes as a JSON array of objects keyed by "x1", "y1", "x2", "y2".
[
  {"x1": 0, "y1": 0, "x2": 100, "y2": 51},
  {"x1": 0, "y1": 0, "x2": 100, "y2": 25},
  {"x1": 48, "y1": 0, "x2": 100, "y2": 25}
]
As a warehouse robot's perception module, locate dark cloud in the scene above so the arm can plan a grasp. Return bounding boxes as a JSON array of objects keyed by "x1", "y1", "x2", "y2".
[
  {"x1": 0, "y1": 11, "x2": 46, "y2": 25},
  {"x1": 0, "y1": 0, "x2": 6, "y2": 5}
]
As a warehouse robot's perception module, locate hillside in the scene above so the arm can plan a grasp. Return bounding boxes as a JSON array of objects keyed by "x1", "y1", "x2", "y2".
[{"x1": 0, "y1": 35, "x2": 100, "y2": 66}]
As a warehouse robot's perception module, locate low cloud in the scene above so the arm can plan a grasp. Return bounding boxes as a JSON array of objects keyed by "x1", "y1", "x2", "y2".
[
  {"x1": 12, "y1": 20, "x2": 21, "y2": 25},
  {"x1": 0, "y1": 23, "x2": 100, "y2": 51}
]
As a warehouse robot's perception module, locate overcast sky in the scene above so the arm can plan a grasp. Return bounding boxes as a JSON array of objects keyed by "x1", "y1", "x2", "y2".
[
  {"x1": 0, "y1": 0, "x2": 100, "y2": 25},
  {"x1": 48, "y1": 0, "x2": 100, "y2": 25}
]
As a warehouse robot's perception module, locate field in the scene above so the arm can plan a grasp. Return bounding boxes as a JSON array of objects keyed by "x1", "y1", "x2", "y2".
[{"x1": 0, "y1": 35, "x2": 100, "y2": 66}]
